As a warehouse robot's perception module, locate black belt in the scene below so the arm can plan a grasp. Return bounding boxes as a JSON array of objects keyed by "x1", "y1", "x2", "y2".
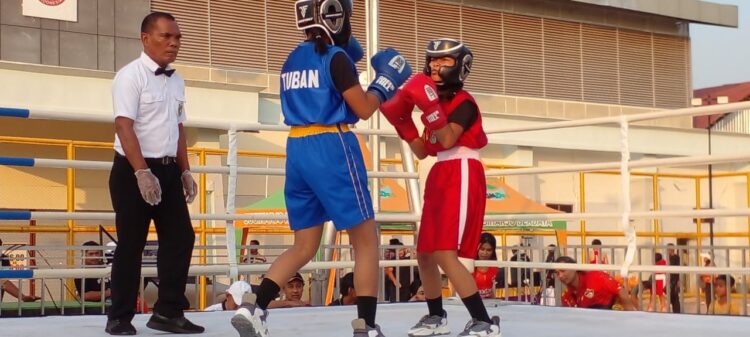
[{"x1": 116, "y1": 153, "x2": 177, "y2": 165}]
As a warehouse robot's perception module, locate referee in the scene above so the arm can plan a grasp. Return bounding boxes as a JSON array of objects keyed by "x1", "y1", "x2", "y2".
[{"x1": 106, "y1": 12, "x2": 203, "y2": 335}]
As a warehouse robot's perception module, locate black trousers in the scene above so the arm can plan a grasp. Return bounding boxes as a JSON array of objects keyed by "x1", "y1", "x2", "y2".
[
  {"x1": 108, "y1": 154, "x2": 195, "y2": 321},
  {"x1": 669, "y1": 282, "x2": 680, "y2": 313}
]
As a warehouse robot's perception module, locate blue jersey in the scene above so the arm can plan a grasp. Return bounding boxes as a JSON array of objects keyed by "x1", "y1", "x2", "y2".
[{"x1": 280, "y1": 42, "x2": 359, "y2": 126}]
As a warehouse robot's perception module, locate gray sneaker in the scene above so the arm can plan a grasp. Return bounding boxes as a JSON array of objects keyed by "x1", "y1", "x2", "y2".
[
  {"x1": 407, "y1": 310, "x2": 450, "y2": 337},
  {"x1": 231, "y1": 293, "x2": 269, "y2": 337},
  {"x1": 352, "y1": 318, "x2": 385, "y2": 337},
  {"x1": 457, "y1": 316, "x2": 501, "y2": 337}
]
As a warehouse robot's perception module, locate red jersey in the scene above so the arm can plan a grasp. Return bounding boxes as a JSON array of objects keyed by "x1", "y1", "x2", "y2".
[
  {"x1": 422, "y1": 90, "x2": 488, "y2": 156},
  {"x1": 561, "y1": 271, "x2": 622, "y2": 309},
  {"x1": 472, "y1": 267, "x2": 498, "y2": 299}
]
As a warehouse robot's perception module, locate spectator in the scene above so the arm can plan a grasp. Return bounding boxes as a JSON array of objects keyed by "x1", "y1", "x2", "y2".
[
  {"x1": 245, "y1": 239, "x2": 267, "y2": 264},
  {"x1": 329, "y1": 272, "x2": 356, "y2": 306},
  {"x1": 383, "y1": 238, "x2": 400, "y2": 302},
  {"x1": 473, "y1": 233, "x2": 498, "y2": 299},
  {"x1": 708, "y1": 275, "x2": 739, "y2": 315},
  {"x1": 75, "y1": 241, "x2": 112, "y2": 302},
  {"x1": 700, "y1": 253, "x2": 715, "y2": 313},
  {"x1": 204, "y1": 281, "x2": 252, "y2": 311},
  {"x1": 509, "y1": 246, "x2": 531, "y2": 293},
  {"x1": 268, "y1": 273, "x2": 310, "y2": 309},
  {"x1": 647, "y1": 253, "x2": 667, "y2": 312},
  {"x1": 0, "y1": 238, "x2": 39, "y2": 302},
  {"x1": 544, "y1": 244, "x2": 557, "y2": 287},
  {"x1": 590, "y1": 239, "x2": 609, "y2": 264},
  {"x1": 666, "y1": 243, "x2": 681, "y2": 313},
  {"x1": 408, "y1": 279, "x2": 425, "y2": 302},
  {"x1": 555, "y1": 256, "x2": 635, "y2": 310},
  {"x1": 396, "y1": 241, "x2": 416, "y2": 302}
]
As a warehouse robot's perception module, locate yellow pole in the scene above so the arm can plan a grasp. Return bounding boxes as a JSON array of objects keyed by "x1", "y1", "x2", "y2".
[
  {"x1": 652, "y1": 174, "x2": 660, "y2": 246},
  {"x1": 695, "y1": 177, "x2": 702, "y2": 266},
  {"x1": 66, "y1": 143, "x2": 76, "y2": 300},
  {"x1": 198, "y1": 150, "x2": 207, "y2": 310},
  {"x1": 580, "y1": 172, "x2": 587, "y2": 262},
  {"x1": 501, "y1": 234, "x2": 508, "y2": 261}
]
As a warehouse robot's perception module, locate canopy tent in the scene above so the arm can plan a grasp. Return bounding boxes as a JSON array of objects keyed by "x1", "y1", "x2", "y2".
[{"x1": 483, "y1": 177, "x2": 567, "y2": 246}]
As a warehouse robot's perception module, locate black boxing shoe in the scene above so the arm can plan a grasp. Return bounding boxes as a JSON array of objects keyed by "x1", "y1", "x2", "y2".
[
  {"x1": 105, "y1": 319, "x2": 136, "y2": 336},
  {"x1": 146, "y1": 312, "x2": 205, "y2": 334}
]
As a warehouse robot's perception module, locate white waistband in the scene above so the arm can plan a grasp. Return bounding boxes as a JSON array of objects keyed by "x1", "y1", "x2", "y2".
[{"x1": 437, "y1": 146, "x2": 481, "y2": 162}]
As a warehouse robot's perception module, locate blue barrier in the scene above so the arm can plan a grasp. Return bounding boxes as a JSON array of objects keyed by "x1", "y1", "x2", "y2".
[
  {"x1": 0, "y1": 156, "x2": 35, "y2": 167},
  {"x1": 0, "y1": 107, "x2": 30, "y2": 118},
  {"x1": 0, "y1": 211, "x2": 32, "y2": 220},
  {"x1": 0, "y1": 269, "x2": 34, "y2": 279}
]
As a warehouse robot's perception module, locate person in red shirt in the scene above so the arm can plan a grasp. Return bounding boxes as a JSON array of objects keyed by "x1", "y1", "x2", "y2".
[
  {"x1": 473, "y1": 233, "x2": 499, "y2": 299},
  {"x1": 647, "y1": 253, "x2": 668, "y2": 312},
  {"x1": 555, "y1": 256, "x2": 635, "y2": 310},
  {"x1": 379, "y1": 38, "x2": 500, "y2": 337}
]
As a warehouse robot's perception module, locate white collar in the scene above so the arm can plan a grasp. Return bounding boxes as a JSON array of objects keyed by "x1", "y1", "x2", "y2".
[{"x1": 139, "y1": 51, "x2": 172, "y2": 72}]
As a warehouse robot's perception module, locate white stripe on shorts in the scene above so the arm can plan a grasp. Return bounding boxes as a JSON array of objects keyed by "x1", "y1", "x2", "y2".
[{"x1": 457, "y1": 158, "x2": 469, "y2": 248}]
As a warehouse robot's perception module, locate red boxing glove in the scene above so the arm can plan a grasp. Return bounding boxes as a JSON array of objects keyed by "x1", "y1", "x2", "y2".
[
  {"x1": 401, "y1": 74, "x2": 448, "y2": 130},
  {"x1": 380, "y1": 90, "x2": 419, "y2": 142}
]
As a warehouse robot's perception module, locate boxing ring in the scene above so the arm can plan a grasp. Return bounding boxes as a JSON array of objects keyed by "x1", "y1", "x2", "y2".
[
  {"x1": 3, "y1": 301, "x2": 750, "y2": 337},
  {"x1": 2, "y1": 101, "x2": 750, "y2": 335}
]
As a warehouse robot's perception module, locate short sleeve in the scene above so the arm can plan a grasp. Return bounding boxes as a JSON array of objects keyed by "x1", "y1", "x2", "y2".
[
  {"x1": 330, "y1": 52, "x2": 360, "y2": 93},
  {"x1": 176, "y1": 77, "x2": 187, "y2": 124},
  {"x1": 112, "y1": 71, "x2": 141, "y2": 120}
]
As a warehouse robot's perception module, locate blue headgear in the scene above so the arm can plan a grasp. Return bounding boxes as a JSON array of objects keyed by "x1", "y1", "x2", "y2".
[{"x1": 295, "y1": 0, "x2": 353, "y2": 47}]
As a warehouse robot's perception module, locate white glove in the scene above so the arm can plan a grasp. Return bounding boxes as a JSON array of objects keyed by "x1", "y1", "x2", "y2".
[
  {"x1": 134, "y1": 169, "x2": 161, "y2": 206},
  {"x1": 181, "y1": 170, "x2": 197, "y2": 204}
]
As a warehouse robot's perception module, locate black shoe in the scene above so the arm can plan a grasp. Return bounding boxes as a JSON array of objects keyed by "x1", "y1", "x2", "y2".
[
  {"x1": 147, "y1": 312, "x2": 205, "y2": 334},
  {"x1": 105, "y1": 319, "x2": 136, "y2": 335}
]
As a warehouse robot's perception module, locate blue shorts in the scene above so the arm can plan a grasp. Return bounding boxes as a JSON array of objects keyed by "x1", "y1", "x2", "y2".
[{"x1": 285, "y1": 125, "x2": 374, "y2": 231}]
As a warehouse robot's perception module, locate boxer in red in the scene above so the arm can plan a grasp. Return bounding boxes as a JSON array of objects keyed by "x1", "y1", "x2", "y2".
[{"x1": 380, "y1": 38, "x2": 499, "y2": 337}]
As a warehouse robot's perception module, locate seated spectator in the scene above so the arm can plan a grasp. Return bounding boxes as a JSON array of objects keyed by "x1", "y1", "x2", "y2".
[
  {"x1": 555, "y1": 256, "x2": 635, "y2": 310},
  {"x1": 74, "y1": 241, "x2": 111, "y2": 301},
  {"x1": 204, "y1": 280, "x2": 252, "y2": 311},
  {"x1": 268, "y1": 273, "x2": 310, "y2": 308},
  {"x1": 243, "y1": 239, "x2": 267, "y2": 264},
  {"x1": 408, "y1": 279, "x2": 425, "y2": 302},
  {"x1": 473, "y1": 232, "x2": 498, "y2": 299},
  {"x1": 0, "y1": 237, "x2": 39, "y2": 302},
  {"x1": 708, "y1": 275, "x2": 740, "y2": 315},
  {"x1": 590, "y1": 239, "x2": 609, "y2": 264},
  {"x1": 329, "y1": 272, "x2": 356, "y2": 306}
]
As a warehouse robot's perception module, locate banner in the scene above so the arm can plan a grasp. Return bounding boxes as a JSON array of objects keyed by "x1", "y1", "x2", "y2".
[{"x1": 23, "y1": 0, "x2": 78, "y2": 22}]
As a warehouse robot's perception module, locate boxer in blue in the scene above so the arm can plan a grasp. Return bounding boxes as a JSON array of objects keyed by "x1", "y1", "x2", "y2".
[{"x1": 231, "y1": 1, "x2": 411, "y2": 337}]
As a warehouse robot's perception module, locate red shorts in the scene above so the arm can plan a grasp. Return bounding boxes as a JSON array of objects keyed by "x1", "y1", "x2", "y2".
[
  {"x1": 417, "y1": 154, "x2": 486, "y2": 259},
  {"x1": 654, "y1": 274, "x2": 666, "y2": 296}
]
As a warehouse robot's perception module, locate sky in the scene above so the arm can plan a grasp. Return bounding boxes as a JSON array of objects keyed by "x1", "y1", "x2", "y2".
[{"x1": 690, "y1": 0, "x2": 750, "y2": 89}]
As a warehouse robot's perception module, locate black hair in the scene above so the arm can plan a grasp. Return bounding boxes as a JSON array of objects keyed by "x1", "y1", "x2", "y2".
[
  {"x1": 339, "y1": 272, "x2": 354, "y2": 297},
  {"x1": 306, "y1": 28, "x2": 330, "y2": 55},
  {"x1": 250, "y1": 239, "x2": 260, "y2": 245},
  {"x1": 477, "y1": 232, "x2": 497, "y2": 260},
  {"x1": 592, "y1": 239, "x2": 602, "y2": 245},
  {"x1": 141, "y1": 11, "x2": 176, "y2": 34},
  {"x1": 409, "y1": 279, "x2": 422, "y2": 297},
  {"x1": 716, "y1": 274, "x2": 736, "y2": 288},
  {"x1": 389, "y1": 238, "x2": 403, "y2": 246},
  {"x1": 83, "y1": 241, "x2": 98, "y2": 247},
  {"x1": 655, "y1": 252, "x2": 663, "y2": 261},
  {"x1": 555, "y1": 256, "x2": 577, "y2": 264}
]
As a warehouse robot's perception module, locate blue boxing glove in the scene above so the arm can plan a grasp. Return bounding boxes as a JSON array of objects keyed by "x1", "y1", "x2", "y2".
[
  {"x1": 367, "y1": 48, "x2": 412, "y2": 103},
  {"x1": 343, "y1": 36, "x2": 364, "y2": 64}
]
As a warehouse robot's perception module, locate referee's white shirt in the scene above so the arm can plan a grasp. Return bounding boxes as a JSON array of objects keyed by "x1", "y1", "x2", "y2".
[{"x1": 113, "y1": 51, "x2": 186, "y2": 158}]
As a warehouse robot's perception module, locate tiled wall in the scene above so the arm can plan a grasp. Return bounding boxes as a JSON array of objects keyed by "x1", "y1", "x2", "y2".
[{"x1": 0, "y1": 0, "x2": 150, "y2": 71}]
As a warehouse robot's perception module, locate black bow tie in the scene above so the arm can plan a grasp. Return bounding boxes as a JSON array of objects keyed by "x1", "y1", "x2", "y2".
[{"x1": 155, "y1": 67, "x2": 175, "y2": 77}]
